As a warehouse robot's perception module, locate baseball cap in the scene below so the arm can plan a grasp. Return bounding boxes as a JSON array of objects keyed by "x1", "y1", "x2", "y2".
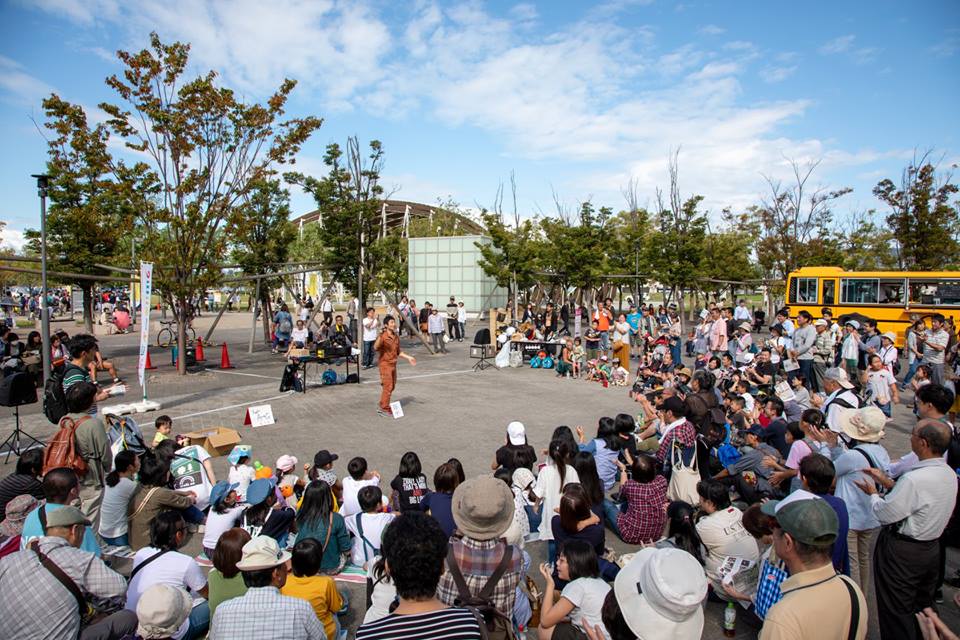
[
  {"x1": 767, "y1": 494, "x2": 838, "y2": 546},
  {"x1": 614, "y1": 547, "x2": 707, "y2": 640},
  {"x1": 824, "y1": 367, "x2": 854, "y2": 390},
  {"x1": 275, "y1": 455, "x2": 299, "y2": 473},
  {"x1": 44, "y1": 506, "x2": 90, "y2": 529},
  {"x1": 813, "y1": 319, "x2": 828, "y2": 327},
  {"x1": 506, "y1": 421, "x2": 526, "y2": 446},
  {"x1": 743, "y1": 424, "x2": 765, "y2": 439},
  {"x1": 235, "y1": 535, "x2": 292, "y2": 571},
  {"x1": 245, "y1": 478, "x2": 277, "y2": 507},
  {"x1": 760, "y1": 488, "x2": 820, "y2": 516},
  {"x1": 313, "y1": 450, "x2": 339, "y2": 467}
]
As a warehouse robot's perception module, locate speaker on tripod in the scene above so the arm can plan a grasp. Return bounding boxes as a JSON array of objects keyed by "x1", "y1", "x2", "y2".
[{"x1": 0, "y1": 372, "x2": 42, "y2": 463}]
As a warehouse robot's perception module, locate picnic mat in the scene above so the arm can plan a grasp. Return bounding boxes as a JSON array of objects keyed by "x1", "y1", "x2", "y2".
[{"x1": 333, "y1": 563, "x2": 368, "y2": 584}]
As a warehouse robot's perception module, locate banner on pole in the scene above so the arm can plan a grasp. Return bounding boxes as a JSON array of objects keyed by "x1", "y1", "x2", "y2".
[{"x1": 137, "y1": 262, "x2": 153, "y2": 393}]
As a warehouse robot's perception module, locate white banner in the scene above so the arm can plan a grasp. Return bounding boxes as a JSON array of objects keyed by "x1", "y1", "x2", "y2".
[{"x1": 137, "y1": 262, "x2": 153, "y2": 394}]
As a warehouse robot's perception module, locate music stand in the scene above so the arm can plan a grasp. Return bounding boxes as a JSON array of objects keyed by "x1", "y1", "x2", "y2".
[{"x1": 0, "y1": 372, "x2": 43, "y2": 463}]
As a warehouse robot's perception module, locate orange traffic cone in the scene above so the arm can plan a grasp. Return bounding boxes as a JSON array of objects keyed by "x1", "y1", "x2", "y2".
[
  {"x1": 195, "y1": 337, "x2": 206, "y2": 362},
  {"x1": 144, "y1": 348, "x2": 157, "y2": 370},
  {"x1": 219, "y1": 343, "x2": 235, "y2": 369}
]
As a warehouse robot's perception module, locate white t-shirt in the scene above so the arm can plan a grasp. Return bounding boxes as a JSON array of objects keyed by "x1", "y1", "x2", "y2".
[
  {"x1": 457, "y1": 306, "x2": 466, "y2": 323},
  {"x1": 99, "y1": 477, "x2": 138, "y2": 538},
  {"x1": 344, "y1": 512, "x2": 396, "y2": 567},
  {"x1": 299, "y1": 308, "x2": 310, "y2": 322},
  {"x1": 362, "y1": 317, "x2": 379, "y2": 342},
  {"x1": 228, "y1": 464, "x2": 256, "y2": 500},
  {"x1": 202, "y1": 505, "x2": 247, "y2": 551},
  {"x1": 340, "y1": 476, "x2": 381, "y2": 518},
  {"x1": 290, "y1": 327, "x2": 309, "y2": 344},
  {"x1": 867, "y1": 368, "x2": 897, "y2": 404},
  {"x1": 170, "y1": 445, "x2": 214, "y2": 510},
  {"x1": 533, "y1": 464, "x2": 579, "y2": 541},
  {"x1": 126, "y1": 548, "x2": 207, "y2": 640},
  {"x1": 695, "y1": 507, "x2": 760, "y2": 590},
  {"x1": 562, "y1": 577, "x2": 612, "y2": 640}
]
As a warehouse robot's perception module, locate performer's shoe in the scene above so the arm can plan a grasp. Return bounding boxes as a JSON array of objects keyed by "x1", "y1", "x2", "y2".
[{"x1": 377, "y1": 408, "x2": 393, "y2": 418}]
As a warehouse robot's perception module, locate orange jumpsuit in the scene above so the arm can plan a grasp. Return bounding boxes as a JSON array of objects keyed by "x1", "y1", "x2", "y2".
[{"x1": 376, "y1": 330, "x2": 400, "y2": 411}]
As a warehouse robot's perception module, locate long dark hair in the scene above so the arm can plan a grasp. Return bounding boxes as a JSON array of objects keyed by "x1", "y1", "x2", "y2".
[
  {"x1": 106, "y1": 450, "x2": 137, "y2": 488},
  {"x1": 571, "y1": 451, "x2": 604, "y2": 506},
  {"x1": 548, "y1": 438, "x2": 572, "y2": 486},
  {"x1": 558, "y1": 484, "x2": 593, "y2": 533},
  {"x1": 665, "y1": 501, "x2": 704, "y2": 564},
  {"x1": 297, "y1": 480, "x2": 333, "y2": 529},
  {"x1": 398, "y1": 451, "x2": 423, "y2": 479},
  {"x1": 550, "y1": 426, "x2": 578, "y2": 458},
  {"x1": 596, "y1": 416, "x2": 621, "y2": 451}
]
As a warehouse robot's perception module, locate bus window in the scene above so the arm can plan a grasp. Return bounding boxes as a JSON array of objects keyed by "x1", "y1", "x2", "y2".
[
  {"x1": 822, "y1": 280, "x2": 836, "y2": 305},
  {"x1": 909, "y1": 279, "x2": 960, "y2": 306},
  {"x1": 878, "y1": 279, "x2": 905, "y2": 304},
  {"x1": 795, "y1": 278, "x2": 818, "y2": 303},
  {"x1": 841, "y1": 278, "x2": 878, "y2": 304}
]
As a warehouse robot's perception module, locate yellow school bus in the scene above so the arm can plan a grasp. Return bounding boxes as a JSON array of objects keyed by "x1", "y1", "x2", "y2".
[{"x1": 785, "y1": 266, "x2": 960, "y2": 346}]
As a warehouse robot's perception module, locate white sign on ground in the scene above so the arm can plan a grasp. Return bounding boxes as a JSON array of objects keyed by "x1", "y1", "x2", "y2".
[
  {"x1": 390, "y1": 401, "x2": 404, "y2": 419},
  {"x1": 244, "y1": 404, "x2": 275, "y2": 428}
]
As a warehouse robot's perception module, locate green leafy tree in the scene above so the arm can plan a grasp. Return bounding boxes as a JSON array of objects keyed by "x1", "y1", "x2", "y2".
[
  {"x1": 606, "y1": 204, "x2": 653, "y2": 303},
  {"x1": 25, "y1": 94, "x2": 137, "y2": 332},
  {"x1": 644, "y1": 152, "x2": 706, "y2": 323},
  {"x1": 839, "y1": 210, "x2": 898, "y2": 271},
  {"x1": 231, "y1": 179, "x2": 296, "y2": 341},
  {"x1": 699, "y1": 210, "x2": 760, "y2": 302},
  {"x1": 475, "y1": 211, "x2": 541, "y2": 305},
  {"x1": 285, "y1": 138, "x2": 384, "y2": 299},
  {"x1": 539, "y1": 202, "x2": 609, "y2": 302},
  {"x1": 99, "y1": 33, "x2": 321, "y2": 372},
  {"x1": 873, "y1": 157, "x2": 960, "y2": 270}
]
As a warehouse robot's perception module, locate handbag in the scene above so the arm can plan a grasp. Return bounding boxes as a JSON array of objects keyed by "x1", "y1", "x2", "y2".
[{"x1": 666, "y1": 441, "x2": 700, "y2": 505}]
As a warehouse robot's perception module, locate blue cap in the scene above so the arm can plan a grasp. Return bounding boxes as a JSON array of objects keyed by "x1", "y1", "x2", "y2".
[
  {"x1": 743, "y1": 424, "x2": 765, "y2": 439},
  {"x1": 227, "y1": 445, "x2": 252, "y2": 466},
  {"x1": 246, "y1": 478, "x2": 277, "y2": 506},
  {"x1": 209, "y1": 481, "x2": 238, "y2": 508}
]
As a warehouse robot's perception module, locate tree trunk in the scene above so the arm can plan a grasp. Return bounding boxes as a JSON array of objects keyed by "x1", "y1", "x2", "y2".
[
  {"x1": 261, "y1": 290, "x2": 272, "y2": 343},
  {"x1": 81, "y1": 284, "x2": 94, "y2": 334},
  {"x1": 176, "y1": 295, "x2": 187, "y2": 375}
]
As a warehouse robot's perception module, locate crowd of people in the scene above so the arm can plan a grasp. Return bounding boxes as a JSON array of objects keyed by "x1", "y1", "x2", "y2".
[{"x1": 1, "y1": 304, "x2": 960, "y2": 640}]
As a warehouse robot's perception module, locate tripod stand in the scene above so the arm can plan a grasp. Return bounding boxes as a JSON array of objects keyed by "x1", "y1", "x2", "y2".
[{"x1": 1, "y1": 405, "x2": 44, "y2": 463}]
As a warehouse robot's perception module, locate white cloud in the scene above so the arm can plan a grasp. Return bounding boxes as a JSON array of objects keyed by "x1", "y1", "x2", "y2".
[
  {"x1": 819, "y1": 34, "x2": 856, "y2": 55},
  {"x1": 0, "y1": 228, "x2": 28, "y2": 253},
  {"x1": 759, "y1": 65, "x2": 797, "y2": 83},
  {"x1": 0, "y1": 55, "x2": 55, "y2": 106},
  {"x1": 698, "y1": 24, "x2": 725, "y2": 36}
]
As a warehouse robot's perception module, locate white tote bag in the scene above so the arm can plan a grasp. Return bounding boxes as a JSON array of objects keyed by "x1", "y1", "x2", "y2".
[{"x1": 666, "y1": 441, "x2": 700, "y2": 505}]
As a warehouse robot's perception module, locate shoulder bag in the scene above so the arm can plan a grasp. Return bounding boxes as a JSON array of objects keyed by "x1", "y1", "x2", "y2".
[{"x1": 666, "y1": 440, "x2": 700, "y2": 505}]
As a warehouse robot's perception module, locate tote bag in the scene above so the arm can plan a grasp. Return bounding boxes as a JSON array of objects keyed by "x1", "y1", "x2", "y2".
[{"x1": 666, "y1": 441, "x2": 699, "y2": 505}]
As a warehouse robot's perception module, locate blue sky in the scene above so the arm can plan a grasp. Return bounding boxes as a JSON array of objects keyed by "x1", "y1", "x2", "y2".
[{"x1": 0, "y1": 0, "x2": 958, "y2": 250}]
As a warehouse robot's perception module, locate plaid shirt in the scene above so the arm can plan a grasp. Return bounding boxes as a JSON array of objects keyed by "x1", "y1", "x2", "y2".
[
  {"x1": 210, "y1": 586, "x2": 325, "y2": 640},
  {"x1": 754, "y1": 553, "x2": 788, "y2": 619},
  {"x1": 617, "y1": 476, "x2": 668, "y2": 544},
  {"x1": 437, "y1": 537, "x2": 523, "y2": 618},
  {"x1": 0, "y1": 536, "x2": 127, "y2": 640},
  {"x1": 656, "y1": 420, "x2": 697, "y2": 465}
]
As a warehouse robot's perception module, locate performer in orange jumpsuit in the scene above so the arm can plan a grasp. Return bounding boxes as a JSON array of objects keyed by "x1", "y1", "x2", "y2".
[{"x1": 374, "y1": 316, "x2": 416, "y2": 417}]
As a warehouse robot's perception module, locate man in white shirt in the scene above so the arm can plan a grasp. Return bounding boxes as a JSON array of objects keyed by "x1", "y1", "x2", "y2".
[
  {"x1": 289, "y1": 320, "x2": 309, "y2": 348},
  {"x1": 814, "y1": 368, "x2": 861, "y2": 432},
  {"x1": 919, "y1": 314, "x2": 950, "y2": 386},
  {"x1": 361, "y1": 307, "x2": 380, "y2": 369},
  {"x1": 855, "y1": 419, "x2": 957, "y2": 640},
  {"x1": 321, "y1": 296, "x2": 333, "y2": 325}
]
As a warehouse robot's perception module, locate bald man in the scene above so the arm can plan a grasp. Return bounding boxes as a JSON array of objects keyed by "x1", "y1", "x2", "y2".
[{"x1": 856, "y1": 419, "x2": 957, "y2": 640}]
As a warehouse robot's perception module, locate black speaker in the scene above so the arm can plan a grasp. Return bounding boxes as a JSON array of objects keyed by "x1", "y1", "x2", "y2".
[{"x1": 0, "y1": 372, "x2": 38, "y2": 407}]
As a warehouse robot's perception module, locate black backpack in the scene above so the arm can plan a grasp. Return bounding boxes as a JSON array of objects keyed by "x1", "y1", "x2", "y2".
[{"x1": 43, "y1": 363, "x2": 83, "y2": 424}]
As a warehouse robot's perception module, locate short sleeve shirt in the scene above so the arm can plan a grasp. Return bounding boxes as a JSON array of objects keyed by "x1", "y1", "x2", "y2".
[{"x1": 561, "y1": 578, "x2": 612, "y2": 639}]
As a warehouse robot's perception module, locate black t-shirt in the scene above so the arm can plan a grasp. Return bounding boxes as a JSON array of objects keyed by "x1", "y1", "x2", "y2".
[
  {"x1": 764, "y1": 418, "x2": 791, "y2": 458},
  {"x1": 0, "y1": 473, "x2": 43, "y2": 521},
  {"x1": 754, "y1": 361, "x2": 777, "y2": 381},
  {"x1": 495, "y1": 444, "x2": 537, "y2": 472},
  {"x1": 390, "y1": 474, "x2": 430, "y2": 512}
]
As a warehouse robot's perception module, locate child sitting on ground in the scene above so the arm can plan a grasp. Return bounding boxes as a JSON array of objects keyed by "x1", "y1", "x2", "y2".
[
  {"x1": 152, "y1": 415, "x2": 173, "y2": 446},
  {"x1": 227, "y1": 445, "x2": 256, "y2": 501},
  {"x1": 275, "y1": 455, "x2": 304, "y2": 509},
  {"x1": 340, "y1": 457, "x2": 382, "y2": 518},
  {"x1": 344, "y1": 486, "x2": 395, "y2": 569},
  {"x1": 611, "y1": 364, "x2": 630, "y2": 386},
  {"x1": 281, "y1": 538, "x2": 345, "y2": 640},
  {"x1": 571, "y1": 337, "x2": 585, "y2": 378},
  {"x1": 306, "y1": 450, "x2": 343, "y2": 505}
]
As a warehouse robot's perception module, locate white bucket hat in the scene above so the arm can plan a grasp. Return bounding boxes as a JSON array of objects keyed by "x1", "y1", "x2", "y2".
[{"x1": 614, "y1": 547, "x2": 707, "y2": 640}]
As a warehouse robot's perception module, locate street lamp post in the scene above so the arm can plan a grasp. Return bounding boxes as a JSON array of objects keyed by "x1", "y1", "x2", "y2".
[{"x1": 31, "y1": 174, "x2": 51, "y2": 385}]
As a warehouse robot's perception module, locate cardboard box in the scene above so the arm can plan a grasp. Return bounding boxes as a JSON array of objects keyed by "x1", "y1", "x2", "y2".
[
  {"x1": 181, "y1": 427, "x2": 241, "y2": 458},
  {"x1": 288, "y1": 348, "x2": 311, "y2": 358}
]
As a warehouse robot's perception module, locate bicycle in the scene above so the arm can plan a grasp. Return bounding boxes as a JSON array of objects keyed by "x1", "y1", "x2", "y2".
[{"x1": 156, "y1": 319, "x2": 196, "y2": 347}]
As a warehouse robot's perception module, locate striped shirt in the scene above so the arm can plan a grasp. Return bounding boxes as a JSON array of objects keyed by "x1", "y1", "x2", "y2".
[
  {"x1": 62, "y1": 362, "x2": 97, "y2": 414},
  {"x1": 356, "y1": 607, "x2": 482, "y2": 639}
]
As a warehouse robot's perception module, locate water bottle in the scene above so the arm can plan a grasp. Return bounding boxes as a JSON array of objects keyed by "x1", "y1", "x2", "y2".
[{"x1": 723, "y1": 601, "x2": 737, "y2": 637}]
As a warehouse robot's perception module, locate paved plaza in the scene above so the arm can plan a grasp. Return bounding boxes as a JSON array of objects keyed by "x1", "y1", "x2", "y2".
[{"x1": 1, "y1": 311, "x2": 958, "y2": 638}]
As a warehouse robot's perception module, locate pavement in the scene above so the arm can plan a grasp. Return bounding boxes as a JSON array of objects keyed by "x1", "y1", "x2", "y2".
[{"x1": 1, "y1": 310, "x2": 958, "y2": 639}]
